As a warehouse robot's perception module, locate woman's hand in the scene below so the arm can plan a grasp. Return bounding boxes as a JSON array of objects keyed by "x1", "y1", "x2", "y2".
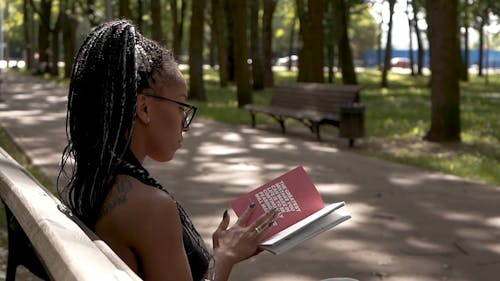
[{"x1": 212, "y1": 203, "x2": 278, "y2": 265}]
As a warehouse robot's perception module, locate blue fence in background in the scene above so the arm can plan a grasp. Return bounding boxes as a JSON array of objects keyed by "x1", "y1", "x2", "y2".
[{"x1": 362, "y1": 48, "x2": 500, "y2": 68}]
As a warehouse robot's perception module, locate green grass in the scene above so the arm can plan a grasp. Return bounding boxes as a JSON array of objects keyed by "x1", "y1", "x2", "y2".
[{"x1": 188, "y1": 68, "x2": 500, "y2": 186}]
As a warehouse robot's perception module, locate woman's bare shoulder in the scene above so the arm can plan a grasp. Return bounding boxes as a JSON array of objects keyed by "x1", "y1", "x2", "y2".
[{"x1": 100, "y1": 175, "x2": 177, "y2": 221}]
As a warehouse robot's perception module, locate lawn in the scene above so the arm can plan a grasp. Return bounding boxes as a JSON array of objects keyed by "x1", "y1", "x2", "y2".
[{"x1": 186, "y1": 68, "x2": 500, "y2": 186}]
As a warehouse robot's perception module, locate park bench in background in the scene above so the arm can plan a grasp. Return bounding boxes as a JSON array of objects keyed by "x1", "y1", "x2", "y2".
[
  {"x1": 0, "y1": 147, "x2": 141, "y2": 281},
  {"x1": 244, "y1": 83, "x2": 365, "y2": 146}
]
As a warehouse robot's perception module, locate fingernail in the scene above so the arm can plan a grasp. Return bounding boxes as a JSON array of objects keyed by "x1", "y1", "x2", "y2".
[
  {"x1": 223, "y1": 209, "x2": 228, "y2": 218},
  {"x1": 249, "y1": 202, "x2": 255, "y2": 209},
  {"x1": 268, "y1": 221, "x2": 275, "y2": 227}
]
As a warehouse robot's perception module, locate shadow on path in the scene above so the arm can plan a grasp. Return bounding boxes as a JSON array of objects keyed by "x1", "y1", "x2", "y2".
[{"x1": 0, "y1": 71, "x2": 499, "y2": 281}]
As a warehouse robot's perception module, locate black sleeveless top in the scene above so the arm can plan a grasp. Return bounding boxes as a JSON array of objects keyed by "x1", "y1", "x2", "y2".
[{"x1": 115, "y1": 149, "x2": 211, "y2": 280}]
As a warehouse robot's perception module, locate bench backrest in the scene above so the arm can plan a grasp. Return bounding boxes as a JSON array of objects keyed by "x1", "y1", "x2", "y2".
[
  {"x1": 0, "y1": 147, "x2": 142, "y2": 281},
  {"x1": 271, "y1": 83, "x2": 362, "y2": 115}
]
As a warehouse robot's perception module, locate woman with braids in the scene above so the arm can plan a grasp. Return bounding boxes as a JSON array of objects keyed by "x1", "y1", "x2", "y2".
[{"x1": 58, "y1": 19, "x2": 277, "y2": 281}]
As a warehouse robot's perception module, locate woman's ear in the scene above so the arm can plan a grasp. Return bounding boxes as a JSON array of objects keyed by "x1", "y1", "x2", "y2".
[{"x1": 136, "y1": 94, "x2": 151, "y2": 124}]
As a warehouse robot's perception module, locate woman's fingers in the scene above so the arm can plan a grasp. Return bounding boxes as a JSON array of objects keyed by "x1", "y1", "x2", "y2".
[
  {"x1": 212, "y1": 209, "x2": 230, "y2": 248},
  {"x1": 250, "y1": 208, "x2": 279, "y2": 229},
  {"x1": 235, "y1": 202, "x2": 256, "y2": 226}
]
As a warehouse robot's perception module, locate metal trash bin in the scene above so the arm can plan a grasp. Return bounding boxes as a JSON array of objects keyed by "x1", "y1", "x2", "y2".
[{"x1": 339, "y1": 103, "x2": 365, "y2": 147}]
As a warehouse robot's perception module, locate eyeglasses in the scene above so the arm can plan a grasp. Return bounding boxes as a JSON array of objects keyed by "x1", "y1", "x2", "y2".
[{"x1": 143, "y1": 93, "x2": 198, "y2": 129}]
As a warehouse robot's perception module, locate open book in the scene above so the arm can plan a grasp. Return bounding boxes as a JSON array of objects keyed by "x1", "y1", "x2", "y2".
[{"x1": 231, "y1": 166, "x2": 351, "y2": 254}]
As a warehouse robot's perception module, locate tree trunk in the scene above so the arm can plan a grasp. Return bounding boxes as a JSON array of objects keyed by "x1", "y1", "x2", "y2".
[
  {"x1": 333, "y1": 0, "x2": 356, "y2": 84},
  {"x1": 225, "y1": 0, "x2": 235, "y2": 82},
  {"x1": 151, "y1": 0, "x2": 163, "y2": 43},
  {"x1": 262, "y1": 0, "x2": 277, "y2": 87},
  {"x1": 119, "y1": 0, "x2": 132, "y2": 20},
  {"x1": 50, "y1": 29, "x2": 59, "y2": 76},
  {"x1": 229, "y1": 0, "x2": 252, "y2": 107},
  {"x1": 296, "y1": 0, "x2": 324, "y2": 83},
  {"x1": 62, "y1": 2, "x2": 78, "y2": 78},
  {"x1": 325, "y1": 0, "x2": 335, "y2": 83},
  {"x1": 33, "y1": 0, "x2": 52, "y2": 74},
  {"x1": 105, "y1": 0, "x2": 113, "y2": 20},
  {"x1": 188, "y1": 0, "x2": 206, "y2": 101},
  {"x1": 170, "y1": 0, "x2": 187, "y2": 59},
  {"x1": 211, "y1": 0, "x2": 228, "y2": 87},
  {"x1": 381, "y1": 0, "x2": 395, "y2": 88},
  {"x1": 406, "y1": 0, "x2": 415, "y2": 76},
  {"x1": 250, "y1": 0, "x2": 264, "y2": 90},
  {"x1": 477, "y1": 19, "x2": 485, "y2": 76},
  {"x1": 23, "y1": 0, "x2": 34, "y2": 71},
  {"x1": 412, "y1": 0, "x2": 424, "y2": 75},
  {"x1": 424, "y1": 0, "x2": 461, "y2": 142},
  {"x1": 137, "y1": 0, "x2": 143, "y2": 30},
  {"x1": 460, "y1": 8, "x2": 469, "y2": 82},
  {"x1": 287, "y1": 10, "x2": 297, "y2": 71}
]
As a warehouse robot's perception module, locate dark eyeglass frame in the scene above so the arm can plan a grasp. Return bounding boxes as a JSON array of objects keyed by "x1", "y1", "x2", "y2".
[{"x1": 142, "y1": 93, "x2": 198, "y2": 129}]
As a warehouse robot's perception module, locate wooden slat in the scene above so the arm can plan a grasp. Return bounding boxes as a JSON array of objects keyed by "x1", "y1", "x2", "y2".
[{"x1": 0, "y1": 147, "x2": 142, "y2": 281}]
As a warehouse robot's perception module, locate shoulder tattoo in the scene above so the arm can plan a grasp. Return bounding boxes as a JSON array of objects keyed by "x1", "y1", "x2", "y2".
[{"x1": 100, "y1": 176, "x2": 133, "y2": 217}]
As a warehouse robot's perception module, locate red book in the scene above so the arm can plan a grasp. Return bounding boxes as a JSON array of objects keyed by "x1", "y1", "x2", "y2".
[{"x1": 231, "y1": 166, "x2": 350, "y2": 254}]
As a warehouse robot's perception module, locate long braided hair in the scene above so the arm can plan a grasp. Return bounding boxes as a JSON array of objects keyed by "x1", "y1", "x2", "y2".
[{"x1": 58, "y1": 19, "x2": 177, "y2": 228}]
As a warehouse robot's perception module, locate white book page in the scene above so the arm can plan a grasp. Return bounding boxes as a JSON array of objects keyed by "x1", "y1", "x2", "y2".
[
  {"x1": 261, "y1": 202, "x2": 345, "y2": 246},
  {"x1": 260, "y1": 209, "x2": 351, "y2": 254}
]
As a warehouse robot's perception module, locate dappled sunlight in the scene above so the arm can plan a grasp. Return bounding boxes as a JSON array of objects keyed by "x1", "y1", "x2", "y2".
[
  {"x1": 388, "y1": 173, "x2": 425, "y2": 187},
  {"x1": 456, "y1": 228, "x2": 496, "y2": 240},
  {"x1": 252, "y1": 273, "x2": 317, "y2": 281},
  {"x1": 221, "y1": 132, "x2": 244, "y2": 142},
  {"x1": 197, "y1": 142, "x2": 249, "y2": 156},
  {"x1": 405, "y1": 236, "x2": 449, "y2": 253},
  {"x1": 316, "y1": 183, "x2": 358, "y2": 196},
  {"x1": 486, "y1": 217, "x2": 500, "y2": 229}
]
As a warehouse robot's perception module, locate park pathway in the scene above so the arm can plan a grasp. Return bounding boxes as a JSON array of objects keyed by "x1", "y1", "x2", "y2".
[{"x1": 0, "y1": 71, "x2": 499, "y2": 281}]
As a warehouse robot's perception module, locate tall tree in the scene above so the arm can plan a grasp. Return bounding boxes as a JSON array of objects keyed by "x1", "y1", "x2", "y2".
[
  {"x1": 62, "y1": 0, "x2": 78, "y2": 78},
  {"x1": 287, "y1": 8, "x2": 297, "y2": 71},
  {"x1": 30, "y1": 0, "x2": 53, "y2": 74},
  {"x1": 151, "y1": 0, "x2": 163, "y2": 43},
  {"x1": 406, "y1": 0, "x2": 415, "y2": 76},
  {"x1": 23, "y1": 0, "x2": 34, "y2": 70},
  {"x1": 325, "y1": 0, "x2": 335, "y2": 83},
  {"x1": 459, "y1": 0, "x2": 470, "y2": 81},
  {"x1": 119, "y1": 0, "x2": 132, "y2": 19},
  {"x1": 170, "y1": 0, "x2": 187, "y2": 59},
  {"x1": 211, "y1": 0, "x2": 228, "y2": 87},
  {"x1": 333, "y1": 0, "x2": 357, "y2": 84},
  {"x1": 250, "y1": 0, "x2": 264, "y2": 90},
  {"x1": 296, "y1": 0, "x2": 325, "y2": 83},
  {"x1": 188, "y1": 0, "x2": 206, "y2": 100},
  {"x1": 225, "y1": 0, "x2": 235, "y2": 82},
  {"x1": 412, "y1": 0, "x2": 424, "y2": 75},
  {"x1": 381, "y1": 0, "x2": 396, "y2": 87},
  {"x1": 229, "y1": 0, "x2": 252, "y2": 107},
  {"x1": 424, "y1": 0, "x2": 461, "y2": 142},
  {"x1": 262, "y1": 0, "x2": 277, "y2": 87}
]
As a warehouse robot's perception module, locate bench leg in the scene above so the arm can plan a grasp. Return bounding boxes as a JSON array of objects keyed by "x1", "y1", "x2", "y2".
[
  {"x1": 349, "y1": 138, "x2": 355, "y2": 147},
  {"x1": 250, "y1": 112, "x2": 256, "y2": 128},
  {"x1": 4, "y1": 206, "x2": 50, "y2": 281},
  {"x1": 278, "y1": 119, "x2": 286, "y2": 134},
  {"x1": 311, "y1": 123, "x2": 321, "y2": 141}
]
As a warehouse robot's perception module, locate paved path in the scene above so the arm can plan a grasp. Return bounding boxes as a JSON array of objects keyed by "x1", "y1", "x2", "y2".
[{"x1": 0, "y1": 71, "x2": 499, "y2": 281}]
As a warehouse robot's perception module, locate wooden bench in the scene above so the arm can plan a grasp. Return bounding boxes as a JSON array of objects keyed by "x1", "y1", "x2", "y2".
[
  {"x1": 244, "y1": 83, "x2": 364, "y2": 142},
  {"x1": 0, "y1": 147, "x2": 142, "y2": 281}
]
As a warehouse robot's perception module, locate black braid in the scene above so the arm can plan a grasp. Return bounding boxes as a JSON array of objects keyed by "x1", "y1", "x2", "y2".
[{"x1": 57, "y1": 19, "x2": 177, "y2": 227}]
